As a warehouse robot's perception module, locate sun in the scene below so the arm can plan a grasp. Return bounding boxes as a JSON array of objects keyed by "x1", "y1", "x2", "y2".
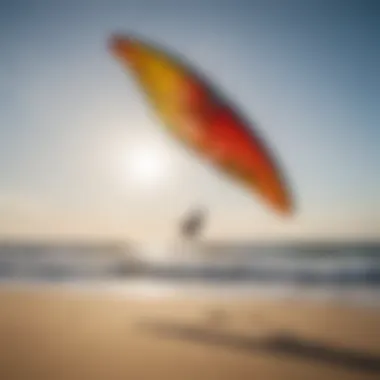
[{"x1": 126, "y1": 143, "x2": 170, "y2": 186}]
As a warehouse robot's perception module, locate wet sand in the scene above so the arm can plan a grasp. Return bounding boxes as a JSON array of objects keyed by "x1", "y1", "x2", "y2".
[{"x1": 0, "y1": 285, "x2": 379, "y2": 380}]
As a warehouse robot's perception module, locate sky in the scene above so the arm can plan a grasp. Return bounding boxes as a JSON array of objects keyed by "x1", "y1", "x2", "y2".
[{"x1": 0, "y1": 0, "x2": 379, "y2": 242}]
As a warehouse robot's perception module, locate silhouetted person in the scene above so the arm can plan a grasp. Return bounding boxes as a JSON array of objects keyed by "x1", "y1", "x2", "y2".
[{"x1": 179, "y1": 208, "x2": 207, "y2": 241}]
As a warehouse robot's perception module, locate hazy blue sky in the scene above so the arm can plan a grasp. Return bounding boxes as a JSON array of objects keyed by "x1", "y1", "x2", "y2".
[{"x1": 0, "y1": 0, "x2": 379, "y2": 241}]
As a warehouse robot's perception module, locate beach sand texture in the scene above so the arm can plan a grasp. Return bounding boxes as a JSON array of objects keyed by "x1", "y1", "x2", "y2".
[{"x1": 0, "y1": 287, "x2": 379, "y2": 380}]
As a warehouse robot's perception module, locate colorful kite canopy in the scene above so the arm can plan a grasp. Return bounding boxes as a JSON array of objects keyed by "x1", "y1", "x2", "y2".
[{"x1": 109, "y1": 34, "x2": 294, "y2": 216}]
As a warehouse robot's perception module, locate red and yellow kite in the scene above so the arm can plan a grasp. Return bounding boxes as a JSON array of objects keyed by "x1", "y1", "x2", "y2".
[{"x1": 109, "y1": 34, "x2": 294, "y2": 216}]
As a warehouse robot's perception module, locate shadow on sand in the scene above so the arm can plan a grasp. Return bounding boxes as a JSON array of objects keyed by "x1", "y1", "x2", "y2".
[{"x1": 137, "y1": 319, "x2": 380, "y2": 375}]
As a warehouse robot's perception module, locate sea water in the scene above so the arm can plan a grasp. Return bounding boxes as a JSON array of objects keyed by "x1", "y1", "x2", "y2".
[{"x1": 0, "y1": 242, "x2": 379, "y2": 306}]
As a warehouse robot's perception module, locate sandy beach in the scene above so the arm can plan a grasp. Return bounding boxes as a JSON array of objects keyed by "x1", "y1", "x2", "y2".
[{"x1": 0, "y1": 285, "x2": 379, "y2": 380}]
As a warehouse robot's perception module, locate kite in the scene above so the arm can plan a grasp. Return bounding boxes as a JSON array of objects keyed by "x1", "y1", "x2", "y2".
[{"x1": 109, "y1": 33, "x2": 295, "y2": 216}]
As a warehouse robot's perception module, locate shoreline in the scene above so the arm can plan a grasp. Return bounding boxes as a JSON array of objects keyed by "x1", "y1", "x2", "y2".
[{"x1": 1, "y1": 279, "x2": 380, "y2": 310}]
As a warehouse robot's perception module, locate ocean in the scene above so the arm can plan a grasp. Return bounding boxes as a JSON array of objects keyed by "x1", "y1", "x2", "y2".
[{"x1": 0, "y1": 241, "x2": 379, "y2": 306}]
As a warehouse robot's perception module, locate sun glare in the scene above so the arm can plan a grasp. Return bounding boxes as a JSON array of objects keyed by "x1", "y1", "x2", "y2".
[{"x1": 126, "y1": 143, "x2": 170, "y2": 186}]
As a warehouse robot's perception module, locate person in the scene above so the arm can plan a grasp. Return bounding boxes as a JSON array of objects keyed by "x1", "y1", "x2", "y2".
[{"x1": 179, "y1": 207, "x2": 207, "y2": 241}]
